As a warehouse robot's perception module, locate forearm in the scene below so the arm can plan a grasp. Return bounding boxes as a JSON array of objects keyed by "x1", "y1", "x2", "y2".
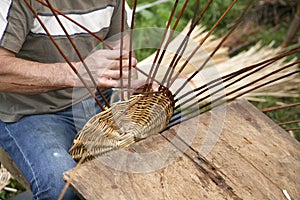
[{"x1": 0, "y1": 49, "x2": 76, "y2": 94}]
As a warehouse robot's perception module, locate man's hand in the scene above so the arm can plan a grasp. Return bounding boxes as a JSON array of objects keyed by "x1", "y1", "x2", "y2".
[{"x1": 74, "y1": 49, "x2": 137, "y2": 88}]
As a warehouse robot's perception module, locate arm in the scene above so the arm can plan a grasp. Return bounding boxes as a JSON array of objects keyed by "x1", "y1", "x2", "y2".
[
  {"x1": 0, "y1": 47, "x2": 75, "y2": 94},
  {"x1": 0, "y1": 44, "x2": 137, "y2": 94}
]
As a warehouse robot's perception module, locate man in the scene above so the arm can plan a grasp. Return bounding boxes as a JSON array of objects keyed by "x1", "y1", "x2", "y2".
[{"x1": 0, "y1": 0, "x2": 134, "y2": 199}]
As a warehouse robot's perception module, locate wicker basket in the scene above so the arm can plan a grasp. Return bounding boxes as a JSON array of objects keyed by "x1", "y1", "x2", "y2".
[{"x1": 69, "y1": 86, "x2": 174, "y2": 162}]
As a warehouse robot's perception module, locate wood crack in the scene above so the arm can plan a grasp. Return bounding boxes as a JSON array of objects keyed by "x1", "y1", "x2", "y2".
[{"x1": 162, "y1": 128, "x2": 242, "y2": 200}]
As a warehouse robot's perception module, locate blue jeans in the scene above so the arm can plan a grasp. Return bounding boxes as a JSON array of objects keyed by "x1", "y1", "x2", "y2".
[{"x1": 0, "y1": 92, "x2": 111, "y2": 200}]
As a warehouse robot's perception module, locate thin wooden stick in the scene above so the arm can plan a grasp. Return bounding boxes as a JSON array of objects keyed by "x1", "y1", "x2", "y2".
[
  {"x1": 285, "y1": 127, "x2": 300, "y2": 131},
  {"x1": 23, "y1": 0, "x2": 105, "y2": 110},
  {"x1": 45, "y1": 0, "x2": 110, "y2": 108},
  {"x1": 278, "y1": 119, "x2": 300, "y2": 126},
  {"x1": 118, "y1": 0, "x2": 127, "y2": 101},
  {"x1": 262, "y1": 102, "x2": 300, "y2": 113},
  {"x1": 128, "y1": 0, "x2": 138, "y2": 98},
  {"x1": 35, "y1": 0, "x2": 113, "y2": 50},
  {"x1": 191, "y1": 0, "x2": 200, "y2": 27},
  {"x1": 175, "y1": 58, "x2": 299, "y2": 114},
  {"x1": 223, "y1": 70, "x2": 300, "y2": 113}
]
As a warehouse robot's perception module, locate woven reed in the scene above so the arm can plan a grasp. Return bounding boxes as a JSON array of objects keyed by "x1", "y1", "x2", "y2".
[
  {"x1": 69, "y1": 86, "x2": 174, "y2": 162},
  {"x1": 0, "y1": 164, "x2": 11, "y2": 192}
]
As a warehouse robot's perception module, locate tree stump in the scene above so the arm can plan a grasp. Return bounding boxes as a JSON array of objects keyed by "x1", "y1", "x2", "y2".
[{"x1": 64, "y1": 99, "x2": 300, "y2": 200}]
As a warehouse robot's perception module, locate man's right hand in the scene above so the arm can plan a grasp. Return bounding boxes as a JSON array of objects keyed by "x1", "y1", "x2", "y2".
[{"x1": 74, "y1": 49, "x2": 137, "y2": 88}]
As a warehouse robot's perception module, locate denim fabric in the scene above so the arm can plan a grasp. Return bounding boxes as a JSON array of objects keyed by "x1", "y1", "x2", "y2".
[{"x1": 0, "y1": 92, "x2": 111, "y2": 200}]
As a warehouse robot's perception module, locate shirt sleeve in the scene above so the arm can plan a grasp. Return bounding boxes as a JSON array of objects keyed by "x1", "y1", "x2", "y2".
[
  {"x1": 106, "y1": 0, "x2": 129, "y2": 40},
  {"x1": 0, "y1": 0, "x2": 34, "y2": 53}
]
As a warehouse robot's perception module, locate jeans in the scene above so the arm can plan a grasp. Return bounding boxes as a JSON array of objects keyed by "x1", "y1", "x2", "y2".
[{"x1": 0, "y1": 91, "x2": 111, "y2": 200}]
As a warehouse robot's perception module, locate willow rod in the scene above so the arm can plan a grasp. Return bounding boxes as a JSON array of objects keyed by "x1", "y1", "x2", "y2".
[
  {"x1": 133, "y1": 66, "x2": 164, "y2": 86},
  {"x1": 191, "y1": 0, "x2": 201, "y2": 27},
  {"x1": 23, "y1": 0, "x2": 105, "y2": 110},
  {"x1": 278, "y1": 119, "x2": 300, "y2": 126},
  {"x1": 58, "y1": 151, "x2": 88, "y2": 200},
  {"x1": 118, "y1": 0, "x2": 127, "y2": 100},
  {"x1": 128, "y1": 0, "x2": 138, "y2": 98},
  {"x1": 285, "y1": 127, "x2": 300, "y2": 131},
  {"x1": 262, "y1": 102, "x2": 300, "y2": 113}
]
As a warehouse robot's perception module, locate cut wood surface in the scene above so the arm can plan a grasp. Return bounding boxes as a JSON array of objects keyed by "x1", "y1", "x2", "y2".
[{"x1": 64, "y1": 99, "x2": 300, "y2": 200}]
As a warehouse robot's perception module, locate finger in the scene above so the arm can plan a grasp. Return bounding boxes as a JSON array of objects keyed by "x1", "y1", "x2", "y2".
[
  {"x1": 110, "y1": 58, "x2": 137, "y2": 69},
  {"x1": 129, "y1": 57, "x2": 137, "y2": 66},
  {"x1": 121, "y1": 79, "x2": 147, "y2": 88},
  {"x1": 106, "y1": 58, "x2": 137, "y2": 70},
  {"x1": 97, "y1": 77, "x2": 119, "y2": 88},
  {"x1": 102, "y1": 69, "x2": 129, "y2": 79}
]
